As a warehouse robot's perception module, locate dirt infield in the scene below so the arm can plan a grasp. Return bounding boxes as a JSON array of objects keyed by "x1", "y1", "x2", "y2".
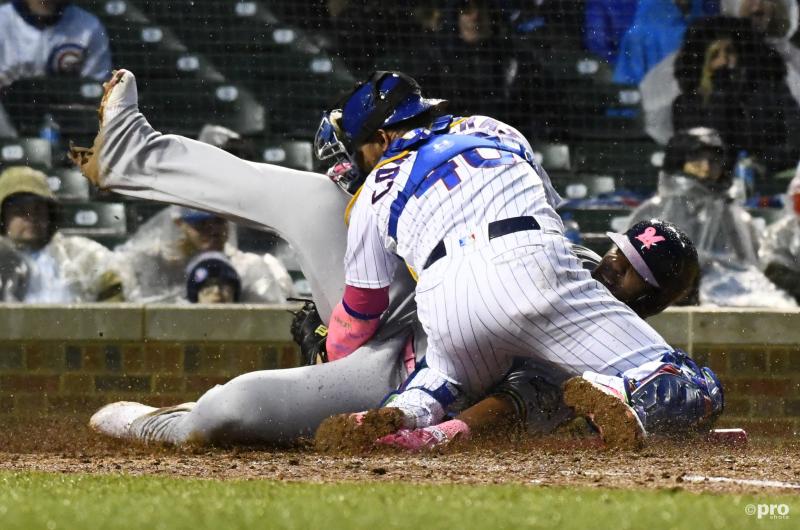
[{"x1": 1, "y1": 417, "x2": 798, "y2": 494}]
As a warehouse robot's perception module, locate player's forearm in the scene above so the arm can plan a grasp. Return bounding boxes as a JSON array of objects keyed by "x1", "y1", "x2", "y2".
[
  {"x1": 375, "y1": 395, "x2": 519, "y2": 452},
  {"x1": 455, "y1": 394, "x2": 520, "y2": 437},
  {"x1": 326, "y1": 285, "x2": 389, "y2": 360}
]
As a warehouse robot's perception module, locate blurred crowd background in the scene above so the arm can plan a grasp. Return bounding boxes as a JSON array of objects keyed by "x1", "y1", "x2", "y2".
[{"x1": 1, "y1": 0, "x2": 800, "y2": 307}]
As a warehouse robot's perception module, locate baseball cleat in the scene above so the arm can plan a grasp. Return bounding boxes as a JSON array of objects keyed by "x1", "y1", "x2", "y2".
[
  {"x1": 89, "y1": 401, "x2": 157, "y2": 440},
  {"x1": 98, "y1": 69, "x2": 138, "y2": 127},
  {"x1": 68, "y1": 69, "x2": 138, "y2": 186},
  {"x1": 563, "y1": 375, "x2": 646, "y2": 450}
]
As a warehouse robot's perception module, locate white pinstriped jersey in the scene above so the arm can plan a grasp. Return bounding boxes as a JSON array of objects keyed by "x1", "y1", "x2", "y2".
[
  {"x1": 344, "y1": 115, "x2": 564, "y2": 288},
  {"x1": 344, "y1": 114, "x2": 671, "y2": 414}
]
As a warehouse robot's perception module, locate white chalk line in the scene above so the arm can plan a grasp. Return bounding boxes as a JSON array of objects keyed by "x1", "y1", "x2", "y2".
[{"x1": 682, "y1": 475, "x2": 800, "y2": 490}]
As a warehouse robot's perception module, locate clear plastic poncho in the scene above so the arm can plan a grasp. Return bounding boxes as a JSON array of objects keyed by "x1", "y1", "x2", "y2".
[
  {"x1": 628, "y1": 172, "x2": 797, "y2": 307},
  {"x1": 759, "y1": 173, "x2": 800, "y2": 274},
  {"x1": 13, "y1": 232, "x2": 120, "y2": 303},
  {"x1": 0, "y1": 236, "x2": 28, "y2": 301},
  {"x1": 112, "y1": 206, "x2": 293, "y2": 303}
]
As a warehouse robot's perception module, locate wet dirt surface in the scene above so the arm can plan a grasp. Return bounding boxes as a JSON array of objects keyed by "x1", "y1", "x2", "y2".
[{"x1": 1, "y1": 417, "x2": 798, "y2": 494}]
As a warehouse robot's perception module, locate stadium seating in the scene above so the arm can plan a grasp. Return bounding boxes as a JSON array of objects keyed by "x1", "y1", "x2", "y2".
[
  {"x1": 533, "y1": 143, "x2": 571, "y2": 173},
  {"x1": 137, "y1": 78, "x2": 265, "y2": 137},
  {"x1": 2, "y1": 0, "x2": 786, "y2": 258},
  {"x1": 557, "y1": 205, "x2": 633, "y2": 254},
  {"x1": 123, "y1": 201, "x2": 168, "y2": 235},
  {"x1": 564, "y1": 84, "x2": 647, "y2": 140},
  {"x1": 59, "y1": 201, "x2": 128, "y2": 247},
  {"x1": 572, "y1": 140, "x2": 664, "y2": 192},
  {"x1": 259, "y1": 140, "x2": 315, "y2": 172},
  {"x1": 83, "y1": 0, "x2": 225, "y2": 82},
  {"x1": 1, "y1": 78, "x2": 104, "y2": 144},
  {"x1": 46, "y1": 167, "x2": 91, "y2": 202},
  {"x1": 540, "y1": 48, "x2": 613, "y2": 85},
  {"x1": 128, "y1": 0, "x2": 354, "y2": 138},
  {"x1": 0, "y1": 138, "x2": 53, "y2": 169}
]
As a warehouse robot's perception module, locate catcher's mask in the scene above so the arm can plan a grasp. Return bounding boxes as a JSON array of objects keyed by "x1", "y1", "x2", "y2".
[
  {"x1": 314, "y1": 109, "x2": 362, "y2": 194},
  {"x1": 314, "y1": 71, "x2": 446, "y2": 194}
]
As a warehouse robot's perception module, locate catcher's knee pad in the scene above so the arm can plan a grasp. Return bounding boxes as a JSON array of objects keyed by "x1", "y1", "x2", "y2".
[{"x1": 627, "y1": 352, "x2": 724, "y2": 435}]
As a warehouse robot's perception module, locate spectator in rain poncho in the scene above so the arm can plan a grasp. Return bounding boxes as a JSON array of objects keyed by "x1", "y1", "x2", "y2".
[
  {"x1": 760, "y1": 171, "x2": 800, "y2": 303},
  {"x1": 0, "y1": 236, "x2": 29, "y2": 301},
  {"x1": 0, "y1": 166, "x2": 122, "y2": 302},
  {"x1": 613, "y1": 0, "x2": 715, "y2": 84},
  {"x1": 112, "y1": 205, "x2": 294, "y2": 304},
  {"x1": 627, "y1": 127, "x2": 797, "y2": 307},
  {"x1": 640, "y1": 0, "x2": 800, "y2": 148}
]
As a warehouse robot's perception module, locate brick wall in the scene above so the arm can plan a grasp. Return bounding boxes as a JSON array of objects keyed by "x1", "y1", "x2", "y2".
[
  {"x1": 0, "y1": 304, "x2": 299, "y2": 418},
  {"x1": 692, "y1": 345, "x2": 800, "y2": 437},
  {"x1": 0, "y1": 305, "x2": 798, "y2": 437},
  {"x1": 0, "y1": 340, "x2": 299, "y2": 417}
]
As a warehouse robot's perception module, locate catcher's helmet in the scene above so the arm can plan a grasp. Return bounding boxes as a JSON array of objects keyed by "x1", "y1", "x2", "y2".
[
  {"x1": 607, "y1": 219, "x2": 699, "y2": 317},
  {"x1": 314, "y1": 71, "x2": 446, "y2": 194},
  {"x1": 663, "y1": 127, "x2": 728, "y2": 173}
]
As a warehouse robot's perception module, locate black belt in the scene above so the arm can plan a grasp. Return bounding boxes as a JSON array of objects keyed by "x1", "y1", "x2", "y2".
[{"x1": 422, "y1": 216, "x2": 541, "y2": 270}]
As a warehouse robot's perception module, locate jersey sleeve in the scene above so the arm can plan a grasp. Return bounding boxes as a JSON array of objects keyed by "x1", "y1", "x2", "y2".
[{"x1": 344, "y1": 197, "x2": 398, "y2": 289}]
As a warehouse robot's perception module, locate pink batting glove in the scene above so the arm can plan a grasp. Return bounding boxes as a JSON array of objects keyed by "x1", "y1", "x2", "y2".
[{"x1": 376, "y1": 419, "x2": 471, "y2": 453}]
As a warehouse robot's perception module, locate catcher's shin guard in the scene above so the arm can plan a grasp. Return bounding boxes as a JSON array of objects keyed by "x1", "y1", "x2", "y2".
[
  {"x1": 626, "y1": 354, "x2": 724, "y2": 435},
  {"x1": 565, "y1": 351, "x2": 724, "y2": 448}
]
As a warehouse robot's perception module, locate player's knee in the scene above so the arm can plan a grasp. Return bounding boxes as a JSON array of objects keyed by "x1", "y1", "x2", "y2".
[{"x1": 187, "y1": 383, "x2": 259, "y2": 444}]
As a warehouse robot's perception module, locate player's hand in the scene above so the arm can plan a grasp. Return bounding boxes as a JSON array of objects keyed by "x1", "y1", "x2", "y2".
[
  {"x1": 376, "y1": 427, "x2": 445, "y2": 452},
  {"x1": 288, "y1": 298, "x2": 328, "y2": 365},
  {"x1": 376, "y1": 419, "x2": 471, "y2": 452}
]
